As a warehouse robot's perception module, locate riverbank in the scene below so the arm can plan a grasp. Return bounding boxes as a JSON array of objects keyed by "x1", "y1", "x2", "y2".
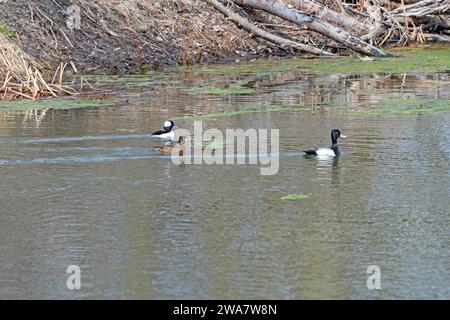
[
  {"x1": 1, "y1": 0, "x2": 449, "y2": 101},
  {"x1": 0, "y1": 0, "x2": 286, "y2": 100},
  {"x1": 0, "y1": 0, "x2": 277, "y2": 75}
]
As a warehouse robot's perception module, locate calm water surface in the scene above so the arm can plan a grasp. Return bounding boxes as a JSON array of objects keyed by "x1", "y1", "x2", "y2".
[{"x1": 0, "y1": 58, "x2": 449, "y2": 299}]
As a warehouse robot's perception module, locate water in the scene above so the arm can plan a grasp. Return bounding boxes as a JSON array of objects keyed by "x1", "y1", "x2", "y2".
[{"x1": 0, "y1": 58, "x2": 449, "y2": 299}]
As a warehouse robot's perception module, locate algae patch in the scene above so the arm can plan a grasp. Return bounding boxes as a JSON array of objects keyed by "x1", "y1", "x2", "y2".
[
  {"x1": 0, "y1": 99, "x2": 114, "y2": 112},
  {"x1": 177, "y1": 46, "x2": 450, "y2": 76},
  {"x1": 173, "y1": 104, "x2": 287, "y2": 121},
  {"x1": 310, "y1": 47, "x2": 450, "y2": 74},
  {"x1": 352, "y1": 98, "x2": 450, "y2": 116},
  {"x1": 280, "y1": 194, "x2": 310, "y2": 201},
  {"x1": 176, "y1": 58, "x2": 300, "y2": 76},
  {"x1": 186, "y1": 85, "x2": 255, "y2": 95}
]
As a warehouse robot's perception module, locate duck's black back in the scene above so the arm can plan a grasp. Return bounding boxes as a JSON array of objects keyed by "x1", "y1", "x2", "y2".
[{"x1": 152, "y1": 129, "x2": 168, "y2": 135}]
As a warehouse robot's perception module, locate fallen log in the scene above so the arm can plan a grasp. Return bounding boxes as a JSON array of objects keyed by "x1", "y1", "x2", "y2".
[
  {"x1": 204, "y1": 0, "x2": 333, "y2": 55},
  {"x1": 233, "y1": 0, "x2": 392, "y2": 57},
  {"x1": 288, "y1": 0, "x2": 370, "y2": 34},
  {"x1": 416, "y1": 16, "x2": 450, "y2": 29},
  {"x1": 359, "y1": 0, "x2": 387, "y2": 43},
  {"x1": 389, "y1": 0, "x2": 422, "y2": 4},
  {"x1": 423, "y1": 32, "x2": 450, "y2": 42},
  {"x1": 391, "y1": 0, "x2": 450, "y2": 17}
]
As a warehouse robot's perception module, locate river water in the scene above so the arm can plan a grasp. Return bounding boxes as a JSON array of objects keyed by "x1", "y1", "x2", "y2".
[{"x1": 0, "y1": 56, "x2": 449, "y2": 299}]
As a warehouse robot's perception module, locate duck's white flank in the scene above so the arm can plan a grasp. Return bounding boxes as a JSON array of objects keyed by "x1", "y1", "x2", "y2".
[{"x1": 315, "y1": 148, "x2": 336, "y2": 157}]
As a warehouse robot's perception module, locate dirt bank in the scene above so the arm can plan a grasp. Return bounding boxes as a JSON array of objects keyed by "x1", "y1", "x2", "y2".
[{"x1": 0, "y1": 0, "x2": 283, "y2": 76}]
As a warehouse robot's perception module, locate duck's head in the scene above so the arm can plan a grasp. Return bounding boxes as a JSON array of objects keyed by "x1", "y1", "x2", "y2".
[
  {"x1": 331, "y1": 129, "x2": 346, "y2": 144},
  {"x1": 163, "y1": 120, "x2": 175, "y2": 132}
]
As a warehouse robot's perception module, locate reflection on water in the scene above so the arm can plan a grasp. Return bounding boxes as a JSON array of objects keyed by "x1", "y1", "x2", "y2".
[{"x1": 0, "y1": 59, "x2": 449, "y2": 299}]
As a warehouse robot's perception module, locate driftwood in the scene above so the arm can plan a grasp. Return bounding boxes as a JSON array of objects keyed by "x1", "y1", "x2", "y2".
[{"x1": 204, "y1": 0, "x2": 450, "y2": 58}]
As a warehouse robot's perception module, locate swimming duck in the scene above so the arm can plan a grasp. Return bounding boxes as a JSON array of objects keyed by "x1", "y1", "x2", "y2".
[
  {"x1": 151, "y1": 120, "x2": 176, "y2": 141},
  {"x1": 154, "y1": 136, "x2": 186, "y2": 155},
  {"x1": 304, "y1": 129, "x2": 346, "y2": 157}
]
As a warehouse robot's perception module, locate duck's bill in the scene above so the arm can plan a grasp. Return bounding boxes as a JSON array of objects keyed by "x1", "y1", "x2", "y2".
[{"x1": 340, "y1": 134, "x2": 347, "y2": 138}]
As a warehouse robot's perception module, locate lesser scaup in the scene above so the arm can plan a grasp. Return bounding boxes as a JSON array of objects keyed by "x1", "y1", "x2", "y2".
[{"x1": 304, "y1": 129, "x2": 346, "y2": 157}]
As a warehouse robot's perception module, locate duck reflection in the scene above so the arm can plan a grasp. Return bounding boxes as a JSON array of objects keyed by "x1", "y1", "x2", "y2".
[{"x1": 304, "y1": 154, "x2": 341, "y2": 185}]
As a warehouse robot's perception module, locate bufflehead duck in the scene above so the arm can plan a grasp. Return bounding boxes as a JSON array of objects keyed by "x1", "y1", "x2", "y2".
[
  {"x1": 151, "y1": 120, "x2": 176, "y2": 141},
  {"x1": 304, "y1": 129, "x2": 346, "y2": 157},
  {"x1": 154, "y1": 136, "x2": 186, "y2": 155}
]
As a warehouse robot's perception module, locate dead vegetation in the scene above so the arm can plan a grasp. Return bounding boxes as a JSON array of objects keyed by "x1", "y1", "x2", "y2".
[{"x1": 0, "y1": 34, "x2": 84, "y2": 100}]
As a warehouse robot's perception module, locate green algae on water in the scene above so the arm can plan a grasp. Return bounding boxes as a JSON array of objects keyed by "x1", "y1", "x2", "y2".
[
  {"x1": 0, "y1": 99, "x2": 114, "y2": 112},
  {"x1": 280, "y1": 194, "x2": 310, "y2": 201},
  {"x1": 310, "y1": 46, "x2": 450, "y2": 74},
  {"x1": 351, "y1": 98, "x2": 450, "y2": 116},
  {"x1": 186, "y1": 86, "x2": 255, "y2": 95},
  {"x1": 176, "y1": 58, "x2": 299, "y2": 76},
  {"x1": 177, "y1": 46, "x2": 450, "y2": 76},
  {"x1": 173, "y1": 104, "x2": 285, "y2": 121}
]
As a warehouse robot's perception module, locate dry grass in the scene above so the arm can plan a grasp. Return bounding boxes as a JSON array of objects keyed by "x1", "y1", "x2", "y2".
[{"x1": 0, "y1": 34, "x2": 82, "y2": 100}]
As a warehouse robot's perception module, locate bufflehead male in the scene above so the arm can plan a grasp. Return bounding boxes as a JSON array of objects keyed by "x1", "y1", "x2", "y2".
[
  {"x1": 304, "y1": 129, "x2": 346, "y2": 157},
  {"x1": 151, "y1": 120, "x2": 176, "y2": 141}
]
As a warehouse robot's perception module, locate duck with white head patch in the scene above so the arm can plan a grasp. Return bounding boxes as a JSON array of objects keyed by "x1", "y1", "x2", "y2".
[
  {"x1": 304, "y1": 129, "x2": 346, "y2": 157},
  {"x1": 151, "y1": 120, "x2": 176, "y2": 142}
]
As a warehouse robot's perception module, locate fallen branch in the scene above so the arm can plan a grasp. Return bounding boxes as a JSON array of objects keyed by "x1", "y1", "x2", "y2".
[
  {"x1": 204, "y1": 0, "x2": 333, "y2": 55},
  {"x1": 423, "y1": 32, "x2": 450, "y2": 42},
  {"x1": 288, "y1": 0, "x2": 370, "y2": 34},
  {"x1": 233, "y1": 0, "x2": 392, "y2": 57},
  {"x1": 391, "y1": 0, "x2": 450, "y2": 17}
]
